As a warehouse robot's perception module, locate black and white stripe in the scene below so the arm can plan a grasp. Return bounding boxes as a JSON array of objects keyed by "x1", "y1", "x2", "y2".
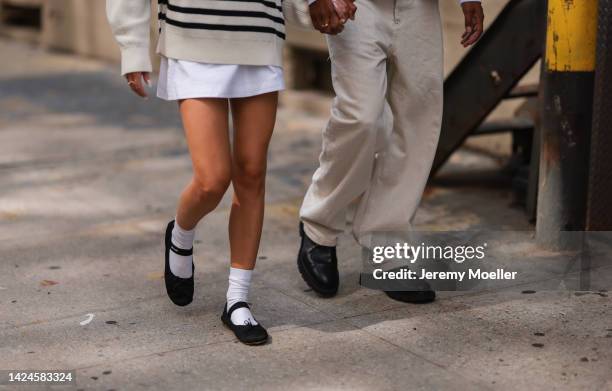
[{"x1": 158, "y1": 0, "x2": 285, "y2": 39}]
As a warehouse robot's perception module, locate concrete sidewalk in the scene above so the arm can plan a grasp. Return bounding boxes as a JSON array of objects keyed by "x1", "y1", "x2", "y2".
[{"x1": 0, "y1": 39, "x2": 611, "y2": 391}]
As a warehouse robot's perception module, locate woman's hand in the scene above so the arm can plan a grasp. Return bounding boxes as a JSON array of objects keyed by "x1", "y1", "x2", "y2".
[
  {"x1": 125, "y1": 72, "x2": 151, "y2": 98},
  {"x1": 331, "y1": 0, "x2": 356, "y2": 24}
]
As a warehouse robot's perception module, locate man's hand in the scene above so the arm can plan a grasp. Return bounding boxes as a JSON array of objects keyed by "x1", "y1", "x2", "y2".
[
  {"x1": 309, "y1": 0, "x2": 356, "y2": 35},
  {"x1": 461, "y1": 2, "x2": 484, "y2": 47}
]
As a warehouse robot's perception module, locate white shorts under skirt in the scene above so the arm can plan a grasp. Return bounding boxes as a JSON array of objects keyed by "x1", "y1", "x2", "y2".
[{"x1": 156, "y1": 56, "x2": 285, "y2": 100}]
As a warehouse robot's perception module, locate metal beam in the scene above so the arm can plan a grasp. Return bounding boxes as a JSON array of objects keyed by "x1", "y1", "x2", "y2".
[{"x1": 432, "y1": 0, "x2": 546, "y2": 174}]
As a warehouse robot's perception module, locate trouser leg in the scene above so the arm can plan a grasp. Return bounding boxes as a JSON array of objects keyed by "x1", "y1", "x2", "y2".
[
  {"x1": 299, "y1": 0, "x2": 392, "y2": 246},
  {"x1": 352, "y1": 0, "x2": 444, "y2": 243}
]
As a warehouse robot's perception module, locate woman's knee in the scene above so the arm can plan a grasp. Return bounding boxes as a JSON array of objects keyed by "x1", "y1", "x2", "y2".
[
  {"x1": 192, "y1": 171, "x2": 231, "y2": 204},
  {"x1": 232, "y1": 158, "x2": 266, "y2": 193}
]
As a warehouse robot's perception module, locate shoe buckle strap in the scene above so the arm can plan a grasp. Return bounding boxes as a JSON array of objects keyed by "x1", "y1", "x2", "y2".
[
  {"x1": 170, "y1": 242, "x2": 193, "y2": 256},
  {"x1": 227, "y1": 301, "x2": 250, "y2": 318}
]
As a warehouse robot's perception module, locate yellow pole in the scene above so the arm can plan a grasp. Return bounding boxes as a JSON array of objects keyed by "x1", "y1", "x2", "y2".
[
  {"x1": 536, "y1": 0, "x2": 599, "y2": 249},
  {"x1": 545, "y1": 0, "x2": 599, "y2": 72}
]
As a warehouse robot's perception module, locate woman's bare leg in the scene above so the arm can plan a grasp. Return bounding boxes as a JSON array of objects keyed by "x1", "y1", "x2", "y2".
[
  {"x1": 176, "y1": 98, "x2": 232, "y2": 230},
  {"x1": 228, "y1": 92, "x2": 278, "y2": 270}
]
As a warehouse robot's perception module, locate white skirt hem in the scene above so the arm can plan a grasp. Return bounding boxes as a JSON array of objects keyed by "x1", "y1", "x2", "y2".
[{"x1": 156, "y1": 56, "x2": 285, "y2": 101}]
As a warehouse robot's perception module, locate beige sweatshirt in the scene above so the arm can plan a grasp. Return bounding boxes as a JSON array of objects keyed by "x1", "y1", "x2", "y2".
[{"x1": 106, "y1": 0, "x2": 286, "y2": 75}]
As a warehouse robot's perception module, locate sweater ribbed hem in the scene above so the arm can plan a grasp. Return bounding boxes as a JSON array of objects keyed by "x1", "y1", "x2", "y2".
[{"x1": 156, "y1": 28, "x2": 284, "y2": 68}]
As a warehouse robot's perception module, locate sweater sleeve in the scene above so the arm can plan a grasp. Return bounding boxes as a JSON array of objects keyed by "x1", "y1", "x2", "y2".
[{"x1": 106, "y1": 0, "x2": 153, "y2": 75}]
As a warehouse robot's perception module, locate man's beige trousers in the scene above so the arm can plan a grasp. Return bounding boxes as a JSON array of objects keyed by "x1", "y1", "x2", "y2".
[{"x1": 300, "y1": 0, "x2": 444, "y2": 246}]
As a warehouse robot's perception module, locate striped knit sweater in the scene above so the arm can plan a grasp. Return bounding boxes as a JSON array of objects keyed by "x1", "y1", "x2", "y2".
[{"x1": 106, "y1": 0, "x2": 286, "y2": 75}]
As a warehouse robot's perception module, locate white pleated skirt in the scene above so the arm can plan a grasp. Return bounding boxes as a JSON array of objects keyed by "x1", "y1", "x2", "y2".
[{"x1": 156, "y1": 56, "x2": 285, "y2": 100}]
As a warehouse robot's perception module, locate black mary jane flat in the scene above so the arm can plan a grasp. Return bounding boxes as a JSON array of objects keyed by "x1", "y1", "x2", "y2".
[
  {"x1": 221, "y1": 301, "x2": 268, "y2": 345},
  {"x1": 164, "y1": 220, "x2": 195, "y2": 306}
]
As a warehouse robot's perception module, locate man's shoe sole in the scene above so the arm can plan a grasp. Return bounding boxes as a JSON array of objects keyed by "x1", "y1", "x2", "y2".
[
  {"x1": 297, "y1": 255, "x2": 338, "y2": 298},
  {"x1": 384, "y1": 290, "x2": 436, "y2": 304}
]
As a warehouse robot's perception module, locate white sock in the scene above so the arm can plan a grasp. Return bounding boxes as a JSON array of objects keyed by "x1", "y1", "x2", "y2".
[
  {"x1": 169, "y1": 219, "x2": 195, "y2": 278},
  {"x1": 226, "y1": 267, "x2": 258, "y2": 326}
]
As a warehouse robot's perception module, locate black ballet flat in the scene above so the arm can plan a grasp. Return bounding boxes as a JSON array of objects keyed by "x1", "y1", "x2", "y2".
[
  {"x1": 164, "y1": 220, "x2": 194, "y2": 306},
  {"x1": 221, "y1": 302, "x2": 268, "y2": 345}
]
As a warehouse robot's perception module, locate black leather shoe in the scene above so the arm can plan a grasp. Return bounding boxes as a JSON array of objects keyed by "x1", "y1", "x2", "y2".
[
  {"x1": 221, "y1": 302, "x2": 268, "y2": 345},
  {"x1": 383, "y1": 277, "x2": 436, "y2": 304},
  {"x1": 384, "y1": 290, "x2": 436, "y2": 303},
  {"x1": 297, "y1": 222, "x2": 339, "y2": 297},
  {"x1": 164, "y1": 220, "x2": 194, "y2": 306}
]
